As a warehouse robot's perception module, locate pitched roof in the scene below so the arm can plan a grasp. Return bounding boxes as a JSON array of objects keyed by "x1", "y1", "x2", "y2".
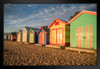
[
  {"x1": 37, "y1": 27, "x2": 50, "y2": 35},
  {"x1": 48, "y1": 18, "x2": 68, "y2": 28},
  {"x1": 19, "y1": 30, "x2": 22, "y2": 33},
  {"x1": 25, "y1": 26, "x2": 39, "y2": 32},
  {"x1": 18, "y1": 30, "x2": 22, "y2": 34},
  {"x1": 68, "y1": 10, "x2": 97, "y2": 24},
  {"x1": 11, "y1": 32, "x2": 17, "y2": 35}
]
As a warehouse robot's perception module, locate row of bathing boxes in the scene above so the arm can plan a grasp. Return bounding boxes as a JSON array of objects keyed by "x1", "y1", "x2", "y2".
[{"x1": 4, "y1": 10, "x2": 97, "y2": 51}]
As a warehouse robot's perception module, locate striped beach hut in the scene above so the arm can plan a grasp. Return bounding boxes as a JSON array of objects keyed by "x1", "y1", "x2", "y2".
[
  {"x1": 68, "y1": 10, "x2": 97, "y2": 49},
  {"x1": 10, "y1": 32, "x2": 17, "y2": 41},
  {"x1": 48, "y1": 18, "x2": 70, "y2": 47},
  {"x1": 17, "y1": 30, "x2": 22, "y2": 42},
  {"x1": 37, "y1": 27, "x2": 50, "y2": 45},
  {"x1": 29, "y1": 28, "x2": 39, "y2": 44}
]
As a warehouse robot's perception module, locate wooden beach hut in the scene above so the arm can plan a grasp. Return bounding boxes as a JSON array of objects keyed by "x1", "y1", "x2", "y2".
[
  {"x1": 68, "y1": 10, "x2": 97, "y2": 49},
  {"x1": 10, "y1": 32, "x2": 17, "y2": 41},
  {"x1": 22, "y1": 26, "x2": 39, "y2": 43},
  {"x1": 17, "y1": 30, "x2": 22, "y2": 42},
  {"x1": 37, "y1": 27, "x2": 50, "y2": 45},
  {"x1": 8, "y1": 33, "x2": 11, "y2": 41},
  {"x1": 48, "y1": 18, "x2": 70, "y2": 47},
  {"x1": 4, "y1": 33, "x2": 8, "y2": 40},
  {"x1": 29, "y1": 28, "x2": 39, "y2": 44}
]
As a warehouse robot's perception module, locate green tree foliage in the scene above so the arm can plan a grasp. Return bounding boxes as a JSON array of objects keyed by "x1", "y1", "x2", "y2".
[
  {"x1": 69, "y1": 11, "x2": 80, "y2": 21},
  {"x1": 42, "y1": 26, "x2": 48, "y2": 28}
]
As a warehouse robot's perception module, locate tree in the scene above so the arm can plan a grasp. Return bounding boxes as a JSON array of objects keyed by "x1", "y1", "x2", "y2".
[
  {"x1": 42, "y1": 26, "x2": 48, "y2": 28},
  {"x1": 69, "y1": 11, "x2": 80, "y2": 21}
]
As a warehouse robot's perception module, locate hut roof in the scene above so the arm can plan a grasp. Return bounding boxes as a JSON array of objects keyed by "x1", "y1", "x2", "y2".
[
  {"x1": 11, "y1": 32, "x2": 17, "y2": 35},
  {"x1": 68, "y1": 10, "x2": 97, "y2": 24},
  {"x1": 48, "y1": 18, "x2": 68, "y2": 28},
  {"x1": 25, "y1": 26, "x2": 39, "y2": 32},
  {"x1": 19, "y1": 30, "x2": 22, "y2": 33},
  {"x1": 37, "y1": 27, "x2": 50, "y2": 35}
]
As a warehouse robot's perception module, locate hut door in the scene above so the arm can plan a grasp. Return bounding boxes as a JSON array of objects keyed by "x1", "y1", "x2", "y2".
[
  {"x1": 57, "y1": 29, "x2": 63, "y2": 44},
  {"x1": 51, "y1": 28, "x2": 63, "y2": 45},
  {"x1": 40, "y1": 32, "x2": 44, "y2": 44},
  {"x1": 30, "y1": 33, "x2": 34, "y2": 43},
  {"x1": 76, "y1": 26, "x2": 93, "y2": 49},
  {"x1": 51, "y1": 29, "x2": 56, "y2": 44}
]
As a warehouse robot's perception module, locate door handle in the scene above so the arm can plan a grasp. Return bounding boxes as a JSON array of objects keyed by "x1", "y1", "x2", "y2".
[{"x1": 82, "y1": 37, "x2": 86, "y2": 39}]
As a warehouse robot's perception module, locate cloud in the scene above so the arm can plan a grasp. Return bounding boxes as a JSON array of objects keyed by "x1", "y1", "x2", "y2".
[{"x1": 4, "y1": 4, "x2": 96, "y2": 33}]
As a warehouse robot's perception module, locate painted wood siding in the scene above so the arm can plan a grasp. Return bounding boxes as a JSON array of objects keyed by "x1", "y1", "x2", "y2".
[
  {"x1": 70, "y1": 13, "x2": 97, "y2": 49},
  {"x1": 8, "y1": 34, "x2": 11, "y2": 40},
  {"x1": 17, "y1": 32, "x2": 22, "y2": 42},
  {"x1": 50, "y1": 20, "x2": 65, "y2": 45},
  {"x1": 29, "y1": 30, "x2": 34, "y2": 43},
  {"x1": 38, "y1": 30, "x2": 49, "y2": 45},
  {"x1": 22, "y1": 28, "x2": 27, "y2": 42},
  {"x1": 65, "y1": 25, "x2": 70, "y2": 46}
]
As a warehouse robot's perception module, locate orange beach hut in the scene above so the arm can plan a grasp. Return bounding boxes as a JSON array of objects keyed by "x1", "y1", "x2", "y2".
[
  {"x1": 10, "y1": 32, "x2": 17, "y2": 41},
  {"x1": 48, "y1": 18, "x2": 70, "y2": 47}
]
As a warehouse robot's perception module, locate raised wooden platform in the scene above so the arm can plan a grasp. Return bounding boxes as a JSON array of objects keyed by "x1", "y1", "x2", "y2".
[
  {"x1": 65, "y1": 47, "x2": 97, "y2": 56},
  {"x1": 45, "y1": 45, "x2": 60, "y2": 49},
  {"x1": 34, "y1": 44, "x2": 42, "y2": 46},
  {"x1": 23, "y1": 42, "x2": 29, "y2": 44},
  {"x1": 45, "y1": 45, "x2": 97, "y2": 56}
]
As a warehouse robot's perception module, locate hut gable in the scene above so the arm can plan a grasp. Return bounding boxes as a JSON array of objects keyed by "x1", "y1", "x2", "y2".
[
  {"x1": 48, "y1": 18, "x2": 68, "y2": 28},
  {"x1": 18, "y1": 30, "x2": 22, "y2": 34},
  {"x1": 19, "y1": 30, "x2": 22, "y2": 33},
  {"x1": 23, "y1": 27, "x2": 27, "y2": 33},
  {"x1": 37, "y1": 27, "x2": 50, "y2": 35},
  {"x1": 68, "y1": 10, "x2": 97, "y2": 24}
]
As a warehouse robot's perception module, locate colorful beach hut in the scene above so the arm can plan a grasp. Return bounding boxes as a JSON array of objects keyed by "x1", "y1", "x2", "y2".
[
  {"x1": 48, "y1": 18, "x2": 70, "y2": 47},
  {"x1": 4, "y1": 33, "x2": 8, "y2": 40},
  {"x1": 8, "y1": 33, "x2": 11, "y2": 41},
  {"x1": 10, "y1": 32, "x2": 17, "y2": 41},
  {"x1": 17, "y1": 30, "x2": 22, "y2": 42},
  {"x1": 68, "y1": 10, "x2": 97, "y2": 49},
  {"x1": 29, "y1": 28, "x2": 39, "y2": 43},
  {"x1": 37, "y1": 27, "x2": 50, "y2": 45},
  {"x1": 22, "y1": 26, "x2": 39, "y2": 43}
]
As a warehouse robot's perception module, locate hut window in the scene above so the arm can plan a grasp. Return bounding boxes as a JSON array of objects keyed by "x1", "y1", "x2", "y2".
[{"x1": 55, "y1": 22, "x2": 59, "y2": 25}]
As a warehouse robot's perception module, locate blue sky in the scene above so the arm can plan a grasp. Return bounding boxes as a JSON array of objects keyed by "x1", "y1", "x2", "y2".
[{"x1": 4, "y1": 4, "x2": 97, "y2": 33}]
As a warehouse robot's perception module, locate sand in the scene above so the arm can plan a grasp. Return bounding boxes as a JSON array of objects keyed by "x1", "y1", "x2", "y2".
[{"x1": 4, "y1": 41, "x2": 97, "y2": 66}]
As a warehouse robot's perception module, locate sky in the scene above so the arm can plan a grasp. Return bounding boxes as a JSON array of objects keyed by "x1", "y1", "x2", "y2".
[{"x1": 4, "y1": 4, "x2": 97, "y2": 33}]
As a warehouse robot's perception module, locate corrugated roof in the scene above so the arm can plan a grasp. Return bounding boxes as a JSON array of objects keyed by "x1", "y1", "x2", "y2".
[{"x1": 25, "y1": 26, "x2": 39, "y2": 32}]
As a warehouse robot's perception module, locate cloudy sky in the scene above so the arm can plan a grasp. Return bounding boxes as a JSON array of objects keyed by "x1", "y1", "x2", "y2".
[{"x1": 4, "y1": 4, "x2": 97, "y2": 33}]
